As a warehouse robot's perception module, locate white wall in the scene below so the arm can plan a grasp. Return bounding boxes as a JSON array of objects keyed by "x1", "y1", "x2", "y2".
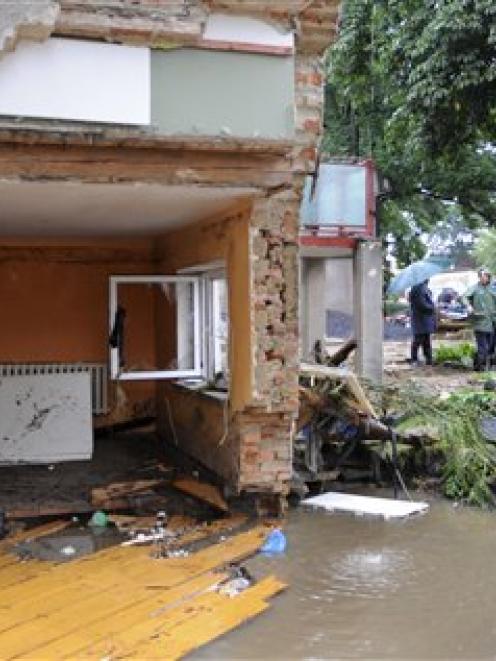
[
  {"x1": 0, "y1": 38, "x2": 150, "y2": 125},
  {"x1": 203, "y1": 14, "x2": 294, "y2": 50}
]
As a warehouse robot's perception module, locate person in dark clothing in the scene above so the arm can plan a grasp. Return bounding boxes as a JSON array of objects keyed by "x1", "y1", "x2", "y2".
[{"x1": 409, "y1": 279, "x2": 436, "y2": 365}]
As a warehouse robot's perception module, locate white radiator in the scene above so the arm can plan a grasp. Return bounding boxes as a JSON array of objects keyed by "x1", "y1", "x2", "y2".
[{"x1": 0, "y1": 363, "x2": 108, "y2": 415}]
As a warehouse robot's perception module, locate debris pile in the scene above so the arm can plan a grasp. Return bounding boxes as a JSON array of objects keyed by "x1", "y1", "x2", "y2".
[
  {"x1": 295, "y1": 362, "x2": 400, "y2": 490},
  {"x1": 301, "y1": 361, "x2": 496, "y2": 508}
]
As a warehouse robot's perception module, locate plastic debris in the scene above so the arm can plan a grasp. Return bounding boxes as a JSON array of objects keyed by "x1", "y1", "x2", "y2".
[
  {"x1": 60, "y1": 545, "x2": 76, "y2": 556},
  {"x1": 260, "y1": 528, "x2": 287, "y2": 555},
  {"x1": 218, "y1": 577, "x2": 251, "y2": 597},
  {"x1": 88, "y1": 511, "x2": 108, "y2": 527},
  {"x1": 165, "y1": 549, "x2": 189, "y2": 558},
  {"x1": 121, "y1": 529, "x2": 175, "y2": 547}
]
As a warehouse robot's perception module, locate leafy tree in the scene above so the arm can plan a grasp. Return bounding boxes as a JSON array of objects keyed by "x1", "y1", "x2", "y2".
[
  {"x1": 474, "y1": 228, "x2": 496, "y2": 273},
  {"x1": 324, "y1": 0, "x2": 496, "y2": 267}
]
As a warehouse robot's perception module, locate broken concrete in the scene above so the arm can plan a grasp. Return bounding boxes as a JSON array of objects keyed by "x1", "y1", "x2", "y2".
[{"x1": 0, "y1": 1, "x2": 59, "y2": 54}]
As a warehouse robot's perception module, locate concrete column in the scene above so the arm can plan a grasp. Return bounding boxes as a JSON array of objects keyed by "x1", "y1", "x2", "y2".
[
  {"x1": 300, "y1": 257, "x2": 327, "y2": 360},
  {"x1": 353, "y1": 240, "x2": 383, "y2": 382}
]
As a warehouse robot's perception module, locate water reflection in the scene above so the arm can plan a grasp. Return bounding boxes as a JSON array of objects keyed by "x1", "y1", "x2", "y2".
[
  {"x1": 193, "y1": 497, "x2": 496, "y2": 659},
  {"x1": 330, "y1": 547, "x2": 413, "y2": 598}
]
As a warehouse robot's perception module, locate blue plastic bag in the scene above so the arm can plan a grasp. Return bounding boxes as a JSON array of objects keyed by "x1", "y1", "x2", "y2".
[{"x1": 260, "y1": 528, "x2": 287, "y2": 555}]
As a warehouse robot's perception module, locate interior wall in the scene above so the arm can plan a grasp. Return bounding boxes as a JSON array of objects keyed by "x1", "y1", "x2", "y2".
[
  {"x1": 155, "y1": 202, "x2": 253, "y2": 412},
  {"x1": 154, "y1": 202, "x2": 253, "y2": 483},
  {"x1": 0, "y1": 237, "x2": 157, "y2": 424}
]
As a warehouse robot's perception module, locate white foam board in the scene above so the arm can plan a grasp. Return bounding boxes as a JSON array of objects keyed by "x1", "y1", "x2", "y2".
[
  {"x1": 0, "y1": 38, "x2": 150, "y2": 125},
  {"x1": 204, "y1": 14, "x2": 294, "y2": 50},
  {"x1": 0, "y1": 372, "x2": 93, "y2": 464},
  {"x1": 302, "y1": 491, "x2": 429, "y2": 519}
]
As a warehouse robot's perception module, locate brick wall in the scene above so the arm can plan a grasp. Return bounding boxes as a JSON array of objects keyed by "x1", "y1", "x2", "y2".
[{"x1": 233, "y1": 16, "x2": 332, "y2": 494}]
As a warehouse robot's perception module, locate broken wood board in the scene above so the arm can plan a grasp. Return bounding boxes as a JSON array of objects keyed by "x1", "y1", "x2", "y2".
[
  {"x1": 303, "y1": 491, "x2": 429, "y2": 519},
  {"x1": 91, "y1": 478, "x2": 163, "y2": 509},
  {"x1": 0, "y1": 524, "x2": 282, "y2": 659},
  {"x1": 5, "y1": 502, "x2": 93, "y2": 520},
  {"x1": 114, "y1": 575, "x2": 287, "y2": 660},
  {"x1": 172, "y1": 476, "x2": 229, "y2": 513},
  {"x1": 300, "y1": 363, "x2": 378, "y2": 419},
  {"x1": 0, "y1": 520, "x2": 72, "y2": 552}
]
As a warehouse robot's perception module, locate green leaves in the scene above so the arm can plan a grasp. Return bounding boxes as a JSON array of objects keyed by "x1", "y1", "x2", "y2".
[
  {"x1": 473, "y1": 228, "x2": 496, "y2": 272},
  {"x1": 391, "y1": 384, "x2": 496, "y2": 507},
  {"x1": 325, "y1": 0, "x2": 496, "y2": 264}
]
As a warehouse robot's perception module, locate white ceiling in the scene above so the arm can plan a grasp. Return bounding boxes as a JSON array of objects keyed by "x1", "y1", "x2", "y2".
[{"x1": 0, "y1": 180, "x2": 254, "y2": 236}]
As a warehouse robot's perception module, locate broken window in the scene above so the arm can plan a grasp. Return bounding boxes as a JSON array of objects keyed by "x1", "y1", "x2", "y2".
[
  {"x1": 109, "y1": 276, "x2": 202, "y2": 380},
  {"x1": 109, "y1": 270, "x2": 229, "y2": 384}
]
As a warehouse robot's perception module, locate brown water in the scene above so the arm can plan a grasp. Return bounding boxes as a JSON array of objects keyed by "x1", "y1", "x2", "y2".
[{"x1": 193, "y1": 495, "x2": 496, "y2": 659}]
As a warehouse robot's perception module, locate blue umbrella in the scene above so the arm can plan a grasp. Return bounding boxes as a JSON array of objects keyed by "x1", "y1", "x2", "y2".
[{"x1": 388, "y1": 257, "x2": 451, "y2": 296}]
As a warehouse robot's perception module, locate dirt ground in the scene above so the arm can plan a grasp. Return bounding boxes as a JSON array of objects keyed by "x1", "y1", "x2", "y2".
[{"x1": 383, "y1": 337, "x2": 480, "y2": 395}]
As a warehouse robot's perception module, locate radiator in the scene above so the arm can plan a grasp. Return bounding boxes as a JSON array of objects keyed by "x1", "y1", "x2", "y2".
[{"x1": 0, "y1": 363, "x2": 108, "y2": 415}]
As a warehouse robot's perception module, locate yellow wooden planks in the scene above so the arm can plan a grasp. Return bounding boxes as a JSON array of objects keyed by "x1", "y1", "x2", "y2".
[
  {"x1": 34, "y1": 571, "x2": 228, "y2": 660},
  {"x1": 117, "y1": 576, "x2": 287, "y2": 661},
  {"x1": 0, "y1": 526, "x2": 273, "y2": 660}
]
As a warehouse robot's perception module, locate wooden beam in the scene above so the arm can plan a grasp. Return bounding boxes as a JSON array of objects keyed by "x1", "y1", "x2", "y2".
[
  {"x1": 0, "y1": 143, "x2": 292, "y2": 189},
  {"x1": 0, "y1": 127, "x2": 294, "y2": 155}
]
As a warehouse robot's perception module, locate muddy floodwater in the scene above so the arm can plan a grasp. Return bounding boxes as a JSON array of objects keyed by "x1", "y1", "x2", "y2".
[{"x1": 193, "y1": 494, "x2": 496, "y2": 659}]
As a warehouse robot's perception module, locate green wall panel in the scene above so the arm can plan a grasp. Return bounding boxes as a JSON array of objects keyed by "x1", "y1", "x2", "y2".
[{"x1": 151, "y1": 48, "x2": 294, "y2": 139}]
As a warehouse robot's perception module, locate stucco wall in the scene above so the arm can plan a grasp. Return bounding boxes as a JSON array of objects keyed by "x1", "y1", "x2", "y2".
[
  {"x1": 154, "y1": 204, "x2": 252, "y2": 484},
  {"x1": 0, "y1": 238, "x2": 157, "y2": 424}
]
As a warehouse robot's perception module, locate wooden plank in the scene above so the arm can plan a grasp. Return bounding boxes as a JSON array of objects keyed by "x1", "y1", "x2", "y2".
[
  {"x1": 119, "y1": 576, "x2": 287, "y2": 660},
  {"x1": 0, "y1": 515, "x2": 249, "y2": 610},
  {"x1": 299, "y1": 363, "x2": 378, "y2": 418},
  {"x1": 0, "y1": 527, "x2": 267, "y2": 657},
  {"x1": 0, "y1": 520, "x2": 72, "y2": 552},
  {"x1": 91, "y1": 479, "x2": 164, "y2": 508},
  {"x1": 30, "y1": 571, "x2": 228, "y2": 659},
  {"x1": 5, "y1": 504, "x2": 93, "y2": 520},
  {"x1": 172, "y1": 477, "x2": 229, "y2": 513}
]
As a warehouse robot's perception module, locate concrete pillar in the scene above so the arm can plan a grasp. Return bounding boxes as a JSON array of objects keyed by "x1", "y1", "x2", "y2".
[
  {"x1": 300, "y1": 257, "x2": 327, "y2": 360},
  {"x1": 353, "y1": 240, "x2": 383, "y2": 382}
]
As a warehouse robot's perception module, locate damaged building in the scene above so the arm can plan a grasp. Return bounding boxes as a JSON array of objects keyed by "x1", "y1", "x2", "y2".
[{"x1": 0, "y1": 0, "x2": 382, "y2": 513}]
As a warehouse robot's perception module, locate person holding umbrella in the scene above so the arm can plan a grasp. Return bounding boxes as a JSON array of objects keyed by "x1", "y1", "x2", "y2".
[
  {"x1": 388, "y1": 256, "x2": 450, "y2": 366},
  {"x1": 409, "y1": 279, "x2": 436, "y2": 366},
  {"x1": 464, "y1": 267, "x2": 496, "y2": 371}
]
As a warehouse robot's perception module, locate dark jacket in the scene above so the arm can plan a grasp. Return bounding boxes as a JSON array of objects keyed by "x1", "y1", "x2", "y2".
[{"x1": 409, "y1": 282, "x2": 436, "y2": 334}]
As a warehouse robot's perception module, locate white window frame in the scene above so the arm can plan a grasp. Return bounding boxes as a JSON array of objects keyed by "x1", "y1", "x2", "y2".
[
  {"x1": 202, "y1": 270, "x2": 229, "y2": 381},
  {"x1": 109, "y1": 275, "x2": 202, "y2": 381}
]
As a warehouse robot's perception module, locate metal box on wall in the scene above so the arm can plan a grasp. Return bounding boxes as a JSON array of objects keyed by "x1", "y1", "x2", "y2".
[
  {"x1": 300, "y1": 161, "x2": 376, "y2": 239},
  {"x1": 0, "y1": 372, "x2": 93, "y2": 464}
]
